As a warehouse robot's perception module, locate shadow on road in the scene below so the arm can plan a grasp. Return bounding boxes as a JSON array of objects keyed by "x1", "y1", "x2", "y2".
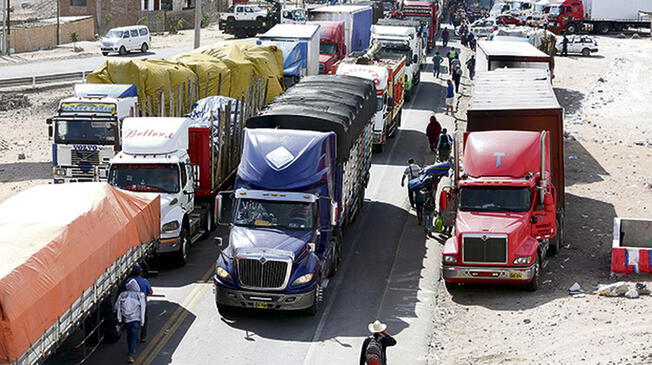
[
  {"x1": 565, "y1": 137, "x2": 609, "y2": 186},
  {"x1": 0, "y1": 162, "x2": 51, "y2": 182},
  {"x1": 554, "y1": 87, "x2": 585, "y2": 115},
  {"x1": 372, "y1": 129, "x2": 429, "y2": 167}
]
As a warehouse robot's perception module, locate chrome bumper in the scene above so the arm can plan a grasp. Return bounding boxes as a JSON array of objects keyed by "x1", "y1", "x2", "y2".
[
  {"x1": 214, "y1": 278, "x2": 316, "y2": 311},
  {"x1": 442, "y1": 263, "x2": 536, "y2": 281}
]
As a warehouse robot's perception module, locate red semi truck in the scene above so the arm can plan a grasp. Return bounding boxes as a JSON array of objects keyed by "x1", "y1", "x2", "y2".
[
  {"x1": 442, "y1": 69, "x2": 564, "y2": 291},
  {"x1": 310, "y1": 21, "x2": 347, "y2": 74},
  {"x1": 399, "y1": 0, "x2": 439, "y2": 51},
  {"x1": 545, "y1": 0, "x2": 652, "y2": 35}
]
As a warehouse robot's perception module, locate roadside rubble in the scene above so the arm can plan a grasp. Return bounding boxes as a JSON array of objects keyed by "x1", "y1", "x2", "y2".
[{"x1": 596, "y1": 282, "x2": 651, "y2": 298}]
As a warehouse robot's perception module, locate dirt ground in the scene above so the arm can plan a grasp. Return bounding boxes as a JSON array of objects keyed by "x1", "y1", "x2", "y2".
[{"x1": 427, "y1": 34, "x2": 652, "y2": 365}]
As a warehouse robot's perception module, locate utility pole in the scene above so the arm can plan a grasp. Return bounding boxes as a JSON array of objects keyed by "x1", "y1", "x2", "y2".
[
  {"x1": 5, "y1": 0, "x2": 9, "y2": 52},
  {"x1": 1, "y1": 0, "x2": 6, "y2": 55},
  {"x1": 193, "y1": 0, "x2": 201, "y2": 49},
  {"x1": 95, "y1": 0, "x2": 101, "y2": 35},
  {"x1": 56, "y1": 0, "x2": 60, "y2": 45}
]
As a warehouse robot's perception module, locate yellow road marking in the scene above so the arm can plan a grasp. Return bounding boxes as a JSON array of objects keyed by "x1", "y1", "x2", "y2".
[{"x1": 135, "y1": 267, "x2": 214, "y2": 364}]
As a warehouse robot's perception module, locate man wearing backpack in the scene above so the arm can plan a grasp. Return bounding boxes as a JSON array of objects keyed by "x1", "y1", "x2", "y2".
[
  {"x1": 360, "y1": 320, "x2": 397, "y2": 365},
  {"x1": 437, "y1": 128, "x2": 453, "y2": 162},
  {"x1": 116, "y1": 278, "x2": 146, "y2": 363}
]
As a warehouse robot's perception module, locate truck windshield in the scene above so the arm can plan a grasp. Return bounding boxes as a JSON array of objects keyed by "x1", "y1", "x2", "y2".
[
  {"x1": 320, "y1": 42, "x2": 337, "y2": 54},
  {"x1": 108, "y1": 164, "x2": 180, "y2": 194},
  {"x1": 546, "y1": 5, "x2": 560, "y2": 15},
  {"x1": 55, "y1": 120, "x2": 117, "y2": 145},
  {"x1": 376, "y1": 95, "x2": 384, "y2": 111},
  {"x1": 234, "y1": 199, "x2": 316, "y2": 230},
  {"x1": 404, "y1": 15, "x2": 432, "y2": 26},
  {"x1": 460, "y1": 187, "x2": 531, "y2": 212},
  {"x1": 383, "y1": 2, "x2": 395, "y2": 11}
]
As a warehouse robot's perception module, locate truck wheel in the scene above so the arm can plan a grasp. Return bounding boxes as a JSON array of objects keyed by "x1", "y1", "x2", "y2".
[
  {"x1": 303, "y1": 285, "x2": 320, "y2": 316},
  {"x1": 227, "y1": 16, "x2": 235, "y2": 22},
  {"x1": 581, "y1": 48, "x2": 590, "y2": 57},
  {"x1": 247, "y1": 30, "x2": 258, "y2": 37},
  {"x1": 390, "y1": 112, "x2": 402, "y2": 137},
  {"x1": 566, "y1": 23, "x2": 578, "y2": 34},
  {"x1": 256, "y1": 16, "x2": 264, "y2": 22},
  {"x1": 598, "y1": 22, "x2": 611, "y2": 34},
  {"x1": 445, "y1": 281, "x2": 458, "y2": 292},
  {"x1": 548, "y1": 218, "x2": 562, "y2": 256},
  {"x1": 119, "y1": 46, "x2": 127, "y2": 56},
  {"x1": 235, "y1": 29, "x2": 247, "y2": 39},
  {"x1": 524, "y1": 253, "x2": 541, "y2": 292},
  {"x1": 172, "y1": 229, "x2": 189, "y2": 267},
  {"x1": 328, "y1": 229, "x2": 343, "y2": 278}
]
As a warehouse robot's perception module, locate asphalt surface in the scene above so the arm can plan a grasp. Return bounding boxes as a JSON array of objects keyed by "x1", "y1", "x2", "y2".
[
  {"x1": 0, "y1": 46, "x2": 194, "y2": 79},
  {"x1": 46, "y1": 61, "x2": 452, "y2": 365}
]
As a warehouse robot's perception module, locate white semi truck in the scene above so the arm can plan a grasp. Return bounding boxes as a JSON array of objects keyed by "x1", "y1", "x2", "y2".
[{"x1": 47, "y1": 84, "x2": 138, "y2": 183}]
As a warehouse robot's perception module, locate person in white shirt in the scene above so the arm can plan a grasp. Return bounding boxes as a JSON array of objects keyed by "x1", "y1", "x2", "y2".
[
  {"x1": 401, "y1": 158, "x2": 422, "y2": 208},
  {"x1": 115, "y1": 278, "x2": 146, "y2": 363}
]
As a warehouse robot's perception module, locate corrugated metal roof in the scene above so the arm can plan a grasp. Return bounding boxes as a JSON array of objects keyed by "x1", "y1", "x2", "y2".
[
  {"x1": 478, "y1": 40, "x2": 549, "y2": 58},
  {"x1": 469, "y1": 69, "x2": 561, "y2": 111}
]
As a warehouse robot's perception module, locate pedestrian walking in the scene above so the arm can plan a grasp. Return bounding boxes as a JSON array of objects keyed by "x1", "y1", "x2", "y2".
[
  {"x1": 360, "y1": 320, "x2": 397, "y2": 365},
  {"x1": 561, "y1": 34, "x2": 569, "y2": 57},
  {"x1": 466, "y1": 55, "x2": 476, "y2": 80},
  {"x1": 453, "y1": 66, "x2": 463, "y2": 93},
  {"x1": 432, "y1": 52, "x2": 443, "y2": 78},
  {"x1": 437, "y1": 128, "x2": 453, "y2": 162},
  {"x1": 130, "y1": 264, "x2": 153, "y2": 342},
  {"x1": 115, "y1": 278, "x2": 146, "y2": 363},
  {"x1": 401, "y1": 158, "x2": 422, "y2": 208},
  {"x1": 450, "y1": 55, "x2": 461, "y2": 75},
  {"x1": 423, "y1": 190, "x2": 436, "y2": 234},
  {"x1": 426, "y1": 115, "x2": 442, "y2": 153},
  {"x1": 414, "y1": 189, "x2": 425, "y2": 225},
  {"x1": 445, "y1": 80, "x2": 455, "y2": 115},
  {"x1": 442, "y1": 27, "x2": 450, "y2": 48}
]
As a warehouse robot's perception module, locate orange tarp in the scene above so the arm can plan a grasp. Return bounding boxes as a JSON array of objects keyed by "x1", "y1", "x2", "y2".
[{"x1": 0, "y1": 183, "x2": 160, "y2": 363}]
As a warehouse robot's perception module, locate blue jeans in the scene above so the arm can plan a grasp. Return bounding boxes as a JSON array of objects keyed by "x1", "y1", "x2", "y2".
[
  {"x1": 433, "y1": 65, "x2": 440, "y2": 77},
  {"x1": 425, "y1": 211, "x2": 435, "y2": 232},
  {"x1": 125, "y1": 321, "x2": 141, "y2": 356}
]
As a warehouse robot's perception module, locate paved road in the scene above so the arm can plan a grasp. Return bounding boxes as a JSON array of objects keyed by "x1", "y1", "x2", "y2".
[
  {"x1": 46, "y1": 63, "x2": 452, "y2": 365},
  {"x1": 0, "y1": 46, "x2": 194, "y2": 79}
]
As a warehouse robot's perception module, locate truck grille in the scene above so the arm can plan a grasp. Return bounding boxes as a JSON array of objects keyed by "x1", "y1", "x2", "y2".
[
  {"x1": 463, "y1": 235, "x2": 507, "y2": 264},
  {"x1": 237, "y1": 258, "x2": 289, "y2": 289},
  {"x1": 71, "y1": 150, "x2": 100, "y2": 166}
]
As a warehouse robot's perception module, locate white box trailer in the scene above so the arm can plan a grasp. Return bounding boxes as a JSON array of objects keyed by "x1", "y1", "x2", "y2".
[
  {"x1": 260, "y1": 23, "x2": 321, "y2": 76},
  {"x1": 585, "y1": 0, "x2": 652, "y2": 21},
  {"x1": 476, "y1": 40, "x2": 553, "y2": 77}
]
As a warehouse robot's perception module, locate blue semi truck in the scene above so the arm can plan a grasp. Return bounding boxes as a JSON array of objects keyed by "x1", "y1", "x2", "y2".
[{"x1": 214, "y1": 75, "x2": 376, "y2": 315}]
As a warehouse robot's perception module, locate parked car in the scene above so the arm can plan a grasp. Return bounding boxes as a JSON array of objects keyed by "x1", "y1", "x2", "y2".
[
  {"x1": 556, "y1": 35, "x2": 599, "y2": 56},
  {"x1": 469, "y1": 18, "x2": 499, "y2": 39},
  {"x1": 219, "y1": 4, "x2": 270, "y2": 22},
  {"x1": 496, "y1": 14, "x2": 521, "y2": 25},
  {"x1": 100, "y1": 25, "x2": 151, "y2": 56}
]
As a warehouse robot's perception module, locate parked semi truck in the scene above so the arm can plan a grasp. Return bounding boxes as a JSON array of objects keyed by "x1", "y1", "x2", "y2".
[
  {"x1": 256, "y1": 39, "x2": 308, "y2": 87},
  {"x1": 371, "y1": 24, "x2": 422, "y2": 100},
  {"x1": 108, "y1": 95, "x2": 261, "y2": 266},
  {"x1": 214, "y1": 75, "x2": 376, "y2": 315},
  {"x1": 399, "y1": 0, "x2": 440, "y2": 51},
  {"x1": 309, "y1": 21, "x2": 347, "y2": 74},
  {"x1": 335, "y1": 45, "x2": 406, "y2": 152},
  {"x1": 259, "y1": 23, "x2": 321, "y2": 77},
  {"x1": 309, "y1": 5, "x2": 373, "y2": 52},
  {"x1": 476, "y1": 40, "x2": 553, "y2": 77},
  {"x1": 545, "y1": 0, "x2": 652, "y2": 34},
  {"x1": 0, "y1": 183, "x2": 159, "y2": 365},
  {"x1": 442, "y1": 69, "x2": 564, "y2": 292},
  {"x1": 218, "y1": 0, "x2": 282, "y2": 38},
  {"x1": 47, "y1": 84, "x2": 138, "y2": 183}
]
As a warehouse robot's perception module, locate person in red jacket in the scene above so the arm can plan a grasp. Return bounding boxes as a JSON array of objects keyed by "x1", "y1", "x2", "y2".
[{"x1": 426, "y1": 115, "x2": 442, "y2": 154}]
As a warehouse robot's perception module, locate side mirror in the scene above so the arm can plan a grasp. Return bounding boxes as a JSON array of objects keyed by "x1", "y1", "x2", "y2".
[
  {"x1": 330, "y1": 201, "x2": 338, "y2": 227},
  {"x1": 46, "y1": 118, "x2": 53, "y2": 139},
  {"x1": 216, "y1": 191, "x2": 234, "y2": 225},
  {"x1": 192, "y1": 164, "x2": 200, "y2": 190}
]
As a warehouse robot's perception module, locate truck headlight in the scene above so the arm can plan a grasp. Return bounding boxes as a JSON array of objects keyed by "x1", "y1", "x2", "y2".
[
  {"x1": 513, "y1": 256, "x2": 532, "y2": 265},
  {"x1": 443, "y1": 255, "x2": 457, "y2": 263},
  {"x1": 53, "y1": 167, "x2": 67, "y2": 176},
  {"x1": 291, "y1": 273, "x2": 314, "y2": 286},
  {"x1": 216, "y1": 266, "x2": 233, "y2": 282},
  {"x1": 162, "y1": 221, "x2": 180, "y2": 232}
]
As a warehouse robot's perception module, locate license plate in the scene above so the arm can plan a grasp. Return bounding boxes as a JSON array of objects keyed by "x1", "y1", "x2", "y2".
[
  {"x1": 509, "y1": 272, "x2": 523, "y2": 279},
  {"x1": 253, "y1": 301, "x2": 268, "y2": 309}
]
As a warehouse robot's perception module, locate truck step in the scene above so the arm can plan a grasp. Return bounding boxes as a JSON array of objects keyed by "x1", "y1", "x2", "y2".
[
  {"x1": 542, "y1": 259, "x2": 549, "y2": 269},
  {"x1": 190, "y1": 231, "x2": 206, "y2": 244}
]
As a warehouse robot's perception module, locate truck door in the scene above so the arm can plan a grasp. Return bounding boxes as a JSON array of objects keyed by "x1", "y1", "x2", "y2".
[
  {"x1": 533, "y1": 187, "x2": 557, "y2": 239},
  {"x1": 235, "y1": 5, "x2": 244, "y2": 20}
]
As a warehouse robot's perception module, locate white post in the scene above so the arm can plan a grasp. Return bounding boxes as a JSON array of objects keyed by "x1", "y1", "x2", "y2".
[
  {"x1": 194, "y1": 0, "x2": 201, "y2": 49},
  {"x1": 1, "y1": 0, "x2": 6, "y2": 56}
]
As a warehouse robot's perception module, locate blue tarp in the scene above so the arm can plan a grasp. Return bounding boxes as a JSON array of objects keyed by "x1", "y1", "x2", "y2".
[
  {"x1": 73, "y1": 83, "x2": 137, "y2": 98},
  {"x1": 258, "y1": 40, "x2": 307, "y2": 77},
  {"x1": 408, "y1": 162, "x2": 451, "y2": 190}
]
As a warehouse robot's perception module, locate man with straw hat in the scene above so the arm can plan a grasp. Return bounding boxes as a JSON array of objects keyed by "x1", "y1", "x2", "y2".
[{"x1": 359, "y1": 320, "x2": 397, "y2": 365}]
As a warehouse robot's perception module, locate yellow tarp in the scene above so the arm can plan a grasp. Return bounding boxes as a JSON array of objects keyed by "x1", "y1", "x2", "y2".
[
  {"x1": 170, "y1": 53, "x2": 233, "y2": 100},
  {"x1": 87, "y1": 59, "x2": 196, "y2": 115},
  {"x1": 196, "y1": 41, "x2": 284, "y2": 103}
]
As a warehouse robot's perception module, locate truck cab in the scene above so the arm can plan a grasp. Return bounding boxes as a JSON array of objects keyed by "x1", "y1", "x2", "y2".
[
  {"x1": 108, "y1": 118, "x2": 199, "y2": 265},
  {"x1": 310, "y1": 21, "x2": 347, "y2": 74},
  {"x1": 442, "y1": 131, "x2": 558, "y2": 291},
  {"x1": 545, "y1": 0, "x2": 583, "y2": 33},
  {"x1": 47, "y1": 84, "x2": 138, "y2": 183},
  {"x1": 399, "y1": 0, "x2": 439, "y2": 51},
  {"x1": 371, "y1": 25, "x2": 421, "y2": 100}
]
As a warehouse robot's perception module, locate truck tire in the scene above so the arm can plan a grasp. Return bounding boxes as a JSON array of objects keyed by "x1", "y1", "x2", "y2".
[
  {"x1": 256, "y1": 16, "x2": 264, "y2": 22},
  {"x1": 390, "y1": 111, "x2": 402, "y2": 137},
  {"x1": 524, "y1": 253, "x2": 541, "y2": 292},
  {"x1": 598, "y1": 22, "x2": 611, "y2": 34},
  {"x1": 581, "y1": 48, "x2": 590, "y2": 57},
  {"x1": 303, "y1": 285, "x2": 320, "y2": 316},
  {"x1": 235, "y1": 29, "x2": 247, "y2": 39},
  {"x1": 247, "y1": 30, "x2": 258, "y2": 37},
  {"x1": 328, "y1": 229, "x2": 343, "y2": 278},
  {"x1": 566, "y1": 23, "x2": 578, "y2": 34},
  {"x1": 172, "y1": 229, "x2": 189, "y2": 267},
  {"x1": 445, "y1": 281, "x2": 459, "y2": 292},
  {"x1": 548, "y1": 218, "x2": 562, "y2": 256},
  {"x1": 227, "y1": 16, "x2": 235, "y2": 22}
]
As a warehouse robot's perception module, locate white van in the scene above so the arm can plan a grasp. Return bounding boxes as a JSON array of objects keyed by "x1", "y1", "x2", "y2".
[{"x1": 100, "y1": 25, "x2": 151, "y2": 56}]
